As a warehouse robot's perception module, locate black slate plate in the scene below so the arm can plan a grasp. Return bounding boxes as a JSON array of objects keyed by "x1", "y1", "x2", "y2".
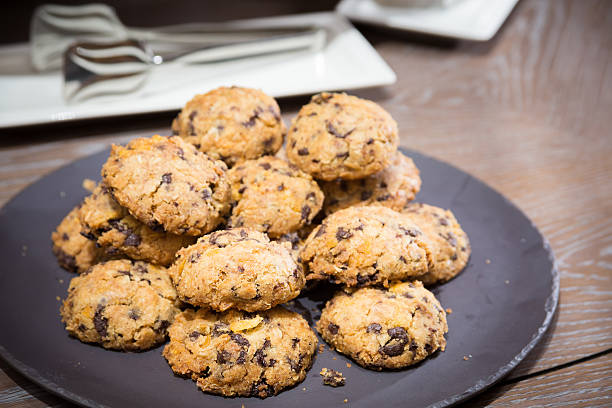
[{"x1": 0, "y1": 148, "x2": 558, "y2": 408}]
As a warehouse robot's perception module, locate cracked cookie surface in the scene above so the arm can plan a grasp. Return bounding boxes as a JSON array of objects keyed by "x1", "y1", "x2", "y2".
[
  {"x1": 52, "y1": 205, "x2": 116, "y2": 273},
  {"x1": 286, "y1": 92, "x2": 398, "y2": 180},
  {"x1": 60, "y1": 259, "x2": 180, "y2": 351},
  {"x1": 320, "y1": 151, "x2": 421, "y2": 216},
  {"x1": 402, "y1": 203, "x2": 471, "y2": 285},
  {"x1": 317, "y1": 281, "x2": 447, "y2": 370},
  {"x1": 171, "y1": 86, "x2": 285, "y2": 166},
  {"x1": 102, "y1": 135, "x2": 231, "y2": 236},
  {"x1": 79, "y1": 184, "x2": 195, "y2": 266},
  {"x1": 226, "y1": 156, "x2": 324, "y2": 238},
  {"x1": 300, "y1": 206, "x2": 434, "y2": 287},
  {"x1": 170, "y1": 228, "x2": 304, "y2": 312},
  {"x1": 163, "y1": 306, "x2": 317, "y2": 398}
]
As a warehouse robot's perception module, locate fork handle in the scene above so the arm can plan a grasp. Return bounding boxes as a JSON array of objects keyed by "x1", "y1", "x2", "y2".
[{"x1": 167, "y1": 28, "x2": 325, "y2": 64}]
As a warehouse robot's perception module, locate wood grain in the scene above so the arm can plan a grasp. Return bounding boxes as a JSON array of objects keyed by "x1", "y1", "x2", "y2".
[
  {"x1": 464, "y1": 351, "x2": 612, "y2": 407},
  {"x1": 0, "y1": 0, "x2": 611, "y2": 407}
]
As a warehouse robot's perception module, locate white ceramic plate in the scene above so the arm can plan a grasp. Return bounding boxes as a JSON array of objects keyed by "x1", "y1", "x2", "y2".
[
  {"x1": 337, "y1": 0, "x2": 519, "y2": 41},
  {"x1": 0, "y1": 12, "x2": 396, "y2": 129}
]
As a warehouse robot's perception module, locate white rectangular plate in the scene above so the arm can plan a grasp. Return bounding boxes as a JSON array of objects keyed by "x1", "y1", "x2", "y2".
[
  {"x1": 0, "y1": 12, "x2": 396, "y2": 128},
  {"x1": 337, "y1": 0, "x2": 519, "y2": 41}
]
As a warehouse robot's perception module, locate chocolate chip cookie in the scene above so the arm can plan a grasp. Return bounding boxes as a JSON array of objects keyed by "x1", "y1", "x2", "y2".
[
  {"x1": 163, "y1": 306, "x2": 317, "y2": 398},
  {"x1": 170, "y1": 228, "x2": 304, "y2": 312},
  {"x1": 317, "y1": 281, "x2": 447, "y2": 370},
  {"x1": 79, "y1": 184, "x2": 195, "y2": 266},
  {"x1": 60, "y1": 259, "x2": 180, "y2": 351},
  {"x1": 171, "y1": 86, "x2": 285, "y2": 166},
  {"x1": 226, "y1": 156, "x2": 324, "y2": 238},
  {"x1": 101, "y1": 135, "x2": 231, "y2": 236},
  {"x1": 51, "y1": 206, "x2": 116, "y2": 273},
  {"x1": 320, "y1": 151, "x2": 421, "y2": 215},
  {"x1": 402, "y1": 203, "x2": 471, "y2": 285},
  {"x1": 286, "y1": 92, "x2": 398, "y2": 180},
  {"x1": 300, "y1": 206, "x2": 434, "y2": 287}
]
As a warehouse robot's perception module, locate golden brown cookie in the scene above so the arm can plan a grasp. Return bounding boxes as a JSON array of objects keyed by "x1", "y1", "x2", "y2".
[
  {"x1": 402, "y1": 203, "x2": 471, "y2": 285},
  {"x1": 78, "y1": 184, "x2": 195, "y2": 266},
  {"x1": 51, "y1": 206, "x2": 116, "y2": 273},
  {"x1": 171, "y1": 86, "x2": 285, "y2": 166},
  {"x1": 60, "y1": 259, "x2": 180, "y2": 351},
  {"x1": 226, "y1": 156, "x2": 324, "y2": 238},
  {"x1": 101, "y1": 135, "x2": 231, "y2": 236},
  {"x1": 286, "y1": 92, "x2": 398, "y2": 180},
  {"x1": 170, "y1": 228, "x2": 304, "y2": 312},
  {"x1": 320, "y1": 151, "x2": 421, "y2": 215},
  {"x1": 300, "y1": 206, "x2": 434, "y2": 287},
  {"x1": 163, "y1": 306, "x2": 317, "y2": 398},
  {"x1": 317, "y1": 281, "x2": 447, "y2": 370}
]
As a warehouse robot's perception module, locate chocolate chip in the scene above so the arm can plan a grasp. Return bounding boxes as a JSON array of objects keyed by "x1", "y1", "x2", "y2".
[
  {"x1": 440, "y1": 218, "x2": 449, "y2": 226},
  {"x1": 148, "y1": 220, "x2": 165, "y2": 232},
  {"x1": 399, "y1": 255, "x2": 407, "y2": 263},
  {"x1": 238, "y1": 186, "x2": 247, "y2": 194},
  {"x1": 297, "y1": 148, "x2": 309, "y2": 156},
  {"x1": 177, "y1": 147, "x2": 185, "y2": 160},
  {"x1": 367, "y1": 323, "x2": 382, "y2": 333},
  {"x1": 250, "y1": 377, "x2": 274, "y2": 398},
  {"x1": 61, "y1": 233, "x2": 69, "y2": 241},
  {"x1": 157, "y1": 320, "x2": 171, "y2": 333},
  {"x1": 315, "y1": 224, "x2": 327, "y2": 238},
  {"x1": 326, "y1": 121, "x2": 354, "y2": 139},
  {"x1": 380, "y1": 327, "x2": 409, "y2": 357},
  {"x1": 445, "y1": 232, "x2": 458, "y2": 247},
  {"x1": 189, "y1": 331, "x2": 201, "y2": 341},
  {"x1": 124, "y1": 233, "x2": 141, "y2": 247},
  {"x1": 409, "y1": 340, "x2": 419, "y2": 352},
  {"x1": 236, "y1": 350, "x2": 247, "y2": 364},
  {"x1": 403, "y1": 292, "x2": 414, "y2": 299},
  {"x1": 424, "y1": 343, "x2": 433, "y2": 353},
  {"x1": 54, "y1": 248, "x2": 77, "y2": 272},
  {"x1": 399, "y1": 226, "x2": 420, "y2": 237},
  {"x1": 361, "y1": 190, "x2": 373, "y2": 200},
  {"x1": 254, "y1": 339, "x2": 271, "y2": 367},
  {"x1": 231, "y1": 333, "x2": 250, "y2": 347},
  {"x1": 161, "y1": 173, "x2": 172, "y2": 184},
  {"x1": 128, "y1": 309, "x2": 140, "y2": 320},
  {"x1": 93, "y1": 304, "x2": 108, "y2": 337},
  {"x1": 212, "y1": 322, "x2": 230, "y2": 337},
  {"x1": 336, "y1": 227, "x2": 353, "y2": 240},
  {"x1": 239, "y1": 229, "x2": 248, "y2": 239},
  {"x1": 201, "y1": 188, "x2": 211, "y2": 200},
  {"x1": 216, "y1": 350, "x2": 231, "y2": 364},
  {"x1": 376, "y1": 194, "x2": 391, "y2": 201},
  {"x1": 336, "y1": 151, "x2": 349, "y2": 158},
  {"x1": 301, "y1": 205, "x2": 311, "y2": 221},
  {"x1": 291, "y1": 338, "x2": 300, "y2": 348},
  {"x1": 366, "y1": 138, "x2": 374, "y2": 144},
  {"x1": 277, "y1": 183, "x2": 285, "y2": 191},
  {"x1": 77, "y1": 324, "x2": 87, "y2": 332},
  {"x1": 328, "y1": 323, "x2": 339, "y2": 334}
]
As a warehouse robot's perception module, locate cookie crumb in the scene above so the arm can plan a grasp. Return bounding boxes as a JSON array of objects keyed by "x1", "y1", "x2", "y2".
[
  {"x1": 485, "y1": 258, "x2": 491, "y2": 264},
  {"x1": 463, "y1": 356, "x2": 469, "y2": 361},
  {"x1": 302, "y1": 387, "x2": 306, "y2": 391},
  {"x1": 59, "y1": 279, "x2": 64, "y2": 284},
  {"x1": 346, "y1": 362, "x2": 352, "y2": 368},
  {"x1": 505, "y1": 280, "x2": 510, "y2": 284},
  {"x1": 320, "y1": 368, "x2": 345, "y2": 387},
  {"x1": 344, "y1": 398, "x2": 349, "y2": 403},
  {"x1": 56, "y1": 296, "x2": 60, "y2": 301},
  {"x1": 82, "y1": 178, "x2": 96, "y2": 192},
  {"x1": 333, "y1": 357, "x2": 337, "y2": 360},
  {"x1": 319, "y1": 344, "x2": 325, "y2": 353},
  {"x1": 446, "y1": 308, "x2": 453, "y2": 314}
]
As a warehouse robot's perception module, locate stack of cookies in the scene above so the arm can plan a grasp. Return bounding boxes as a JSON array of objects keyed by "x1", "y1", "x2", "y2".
[{"x1": 53, "y1": 86, "x2": 470, "y2": 398}]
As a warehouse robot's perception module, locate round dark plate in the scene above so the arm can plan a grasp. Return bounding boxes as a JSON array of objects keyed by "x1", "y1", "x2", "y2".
[{"x1": 0, "y1": 148, "x2": 558, "y2": 408}]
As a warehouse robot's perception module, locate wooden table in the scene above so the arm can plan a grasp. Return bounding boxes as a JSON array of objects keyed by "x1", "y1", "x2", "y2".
[{"x1": 1, "y1": 1, "x2": 610, "y2": 406}]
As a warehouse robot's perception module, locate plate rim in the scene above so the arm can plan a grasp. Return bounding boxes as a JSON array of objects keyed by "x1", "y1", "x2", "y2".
[{"x1": 0, "y1": 147, "x2": 560, "y2": 408}]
